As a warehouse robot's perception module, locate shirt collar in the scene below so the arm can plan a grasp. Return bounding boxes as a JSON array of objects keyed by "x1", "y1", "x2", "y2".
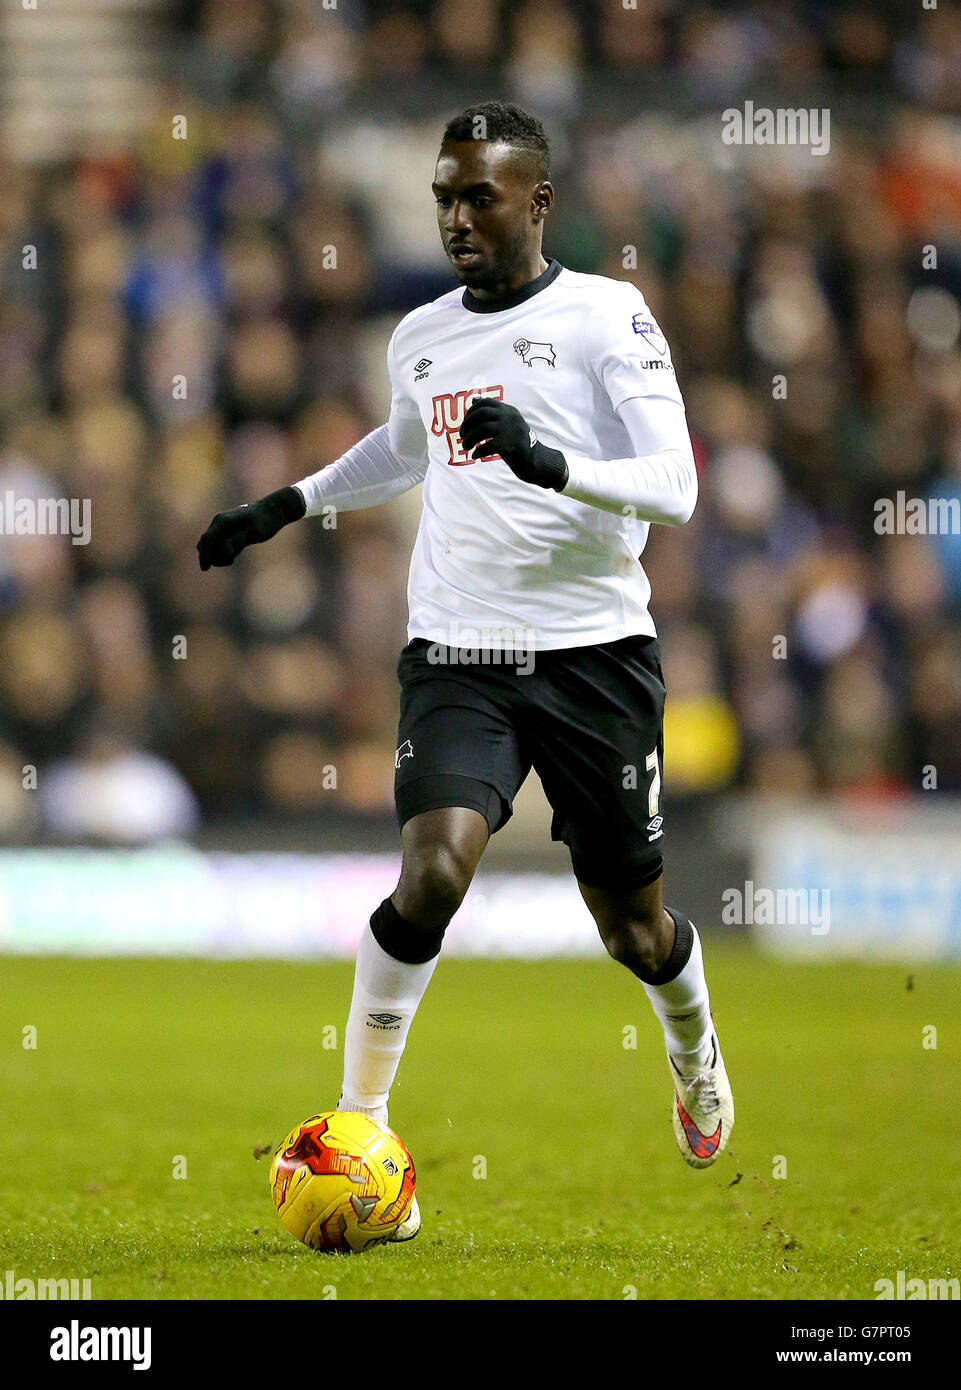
[{"x1": 461, "y1": 258, "x2": 563, "y2": 314}]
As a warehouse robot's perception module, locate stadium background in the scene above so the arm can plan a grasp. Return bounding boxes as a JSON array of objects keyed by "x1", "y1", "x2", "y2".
[
  {"x1": 0, "y1": 0, "x2": 960, "y2": 958},
  {"x1": 1, "y1": 0, "x2": 961, "y2": 1310}
]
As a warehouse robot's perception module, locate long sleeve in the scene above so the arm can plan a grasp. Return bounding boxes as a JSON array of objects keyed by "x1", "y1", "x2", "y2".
[
  {"x1": 293, "y1": 325, "x2": 429, "y2": 516},
  {"x1": 294, "y1": 416, "x2": 428, "y2": 516},
  {"x1": 558, "y1": 284, "x2": 697, "y2": 525},
  {"x1": 559, "y1": 394, "x2": 698, "y2": 526}
]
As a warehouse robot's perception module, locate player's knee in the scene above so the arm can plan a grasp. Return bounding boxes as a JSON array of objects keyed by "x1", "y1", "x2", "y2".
[{"x1": 395, "y1": 840, "x2": 473, "y2": 931}]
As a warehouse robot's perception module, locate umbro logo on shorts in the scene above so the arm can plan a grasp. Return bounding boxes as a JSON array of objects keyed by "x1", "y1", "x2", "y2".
[
  {"x1": 647, "y1": 814, "x2": 664, "y2": 841},
  {"x1": 395, "y1": 739, "x2": 414, "y2": 768}
]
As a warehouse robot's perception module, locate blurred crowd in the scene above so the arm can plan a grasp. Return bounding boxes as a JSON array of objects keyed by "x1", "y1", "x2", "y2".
[{"x1": 1, "y1": 0, "x2": 961, "y2": 842}]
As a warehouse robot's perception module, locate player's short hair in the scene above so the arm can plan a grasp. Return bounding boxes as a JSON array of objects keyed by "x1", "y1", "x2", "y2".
[{"x1": 441, "y1": 101, "x2": 550, "y2": 182}]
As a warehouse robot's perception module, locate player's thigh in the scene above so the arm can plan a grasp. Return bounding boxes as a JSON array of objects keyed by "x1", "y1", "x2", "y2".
[
  {"x1": 530, "y1": 635, "x2": 666, "y2": 890},
  {"x1": 393, "y1": 640, "x2": 531, "y2": 839}
]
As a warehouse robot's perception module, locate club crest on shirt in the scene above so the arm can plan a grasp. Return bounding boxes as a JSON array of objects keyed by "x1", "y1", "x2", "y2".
[
  {"x1": 431, "y1": 385, "x2": 504, "y2": 465},
  {"x1": 513, "y1": 338, "x2": 556, "y2": 368},
  {"x1": 631, "y1": 314, "x2": 667, "y2": 355}
]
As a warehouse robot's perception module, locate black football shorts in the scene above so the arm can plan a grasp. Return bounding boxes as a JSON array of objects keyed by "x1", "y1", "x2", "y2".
[{"x1": 392, "y1": 633, "x2": 667, "y2": 890}]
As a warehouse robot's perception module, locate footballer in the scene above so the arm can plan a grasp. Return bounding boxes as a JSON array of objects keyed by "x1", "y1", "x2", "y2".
[{"x1": 198, "y1": 101, "x2": 735, "y2": 1242}]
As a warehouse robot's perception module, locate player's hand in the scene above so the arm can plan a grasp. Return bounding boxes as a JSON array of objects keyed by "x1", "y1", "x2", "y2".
[
  {"x1": 459, "y1": 399, "x2": 569, "y2": 490},
  {"x1": 197, "y1": 485, "x2": 306, "y2": 570}
]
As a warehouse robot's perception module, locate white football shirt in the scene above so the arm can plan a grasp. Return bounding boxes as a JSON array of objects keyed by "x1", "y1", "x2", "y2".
[{"x1": 299, "y1": 260, "x2": 697, "y2": 651}]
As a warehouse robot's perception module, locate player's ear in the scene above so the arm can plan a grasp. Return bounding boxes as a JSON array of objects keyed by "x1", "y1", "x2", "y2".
[{"x1": 532, "y1": 181, "x2": 554, "y2": 220}]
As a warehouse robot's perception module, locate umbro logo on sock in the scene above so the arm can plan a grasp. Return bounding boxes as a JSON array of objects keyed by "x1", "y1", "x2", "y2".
[{"x1": 367, "y1": 1012, "x2": 402, "y2": 1030}]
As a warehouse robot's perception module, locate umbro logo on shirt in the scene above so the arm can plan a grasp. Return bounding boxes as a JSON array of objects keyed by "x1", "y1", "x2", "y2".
[
  {"x1": 395, "y1": 739, "x2": 414, "y2": 767},
  {"x1": 414, "y1": 358, "x2": 432, "y2": 380}
]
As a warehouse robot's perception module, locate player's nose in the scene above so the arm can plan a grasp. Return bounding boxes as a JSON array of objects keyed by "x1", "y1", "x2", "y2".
[{"x1": 446, "y1": 200, "x2": 472, "y2": 235}]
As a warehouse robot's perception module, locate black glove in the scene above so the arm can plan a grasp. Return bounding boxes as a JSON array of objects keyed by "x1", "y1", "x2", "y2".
[
  {"x1": 197, "y1": 485, "x2": 306, "y2": 570},
  {"x1": 459, "y1": 400, "x2": 569, "y2": 490}
]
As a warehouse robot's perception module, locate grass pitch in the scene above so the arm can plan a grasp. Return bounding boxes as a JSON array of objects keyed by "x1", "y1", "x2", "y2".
[{"x1": 0, "y1": 947, "x2": 957, "y2": 1300}]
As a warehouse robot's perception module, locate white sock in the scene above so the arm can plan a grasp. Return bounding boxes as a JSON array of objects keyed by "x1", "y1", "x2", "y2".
[
  {"x1": 338, "y1": 922, "x2": 440, "y2": 1120},
  {"x1": 643, "y1": 923, "x2": 714, "y2": 1073}
]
